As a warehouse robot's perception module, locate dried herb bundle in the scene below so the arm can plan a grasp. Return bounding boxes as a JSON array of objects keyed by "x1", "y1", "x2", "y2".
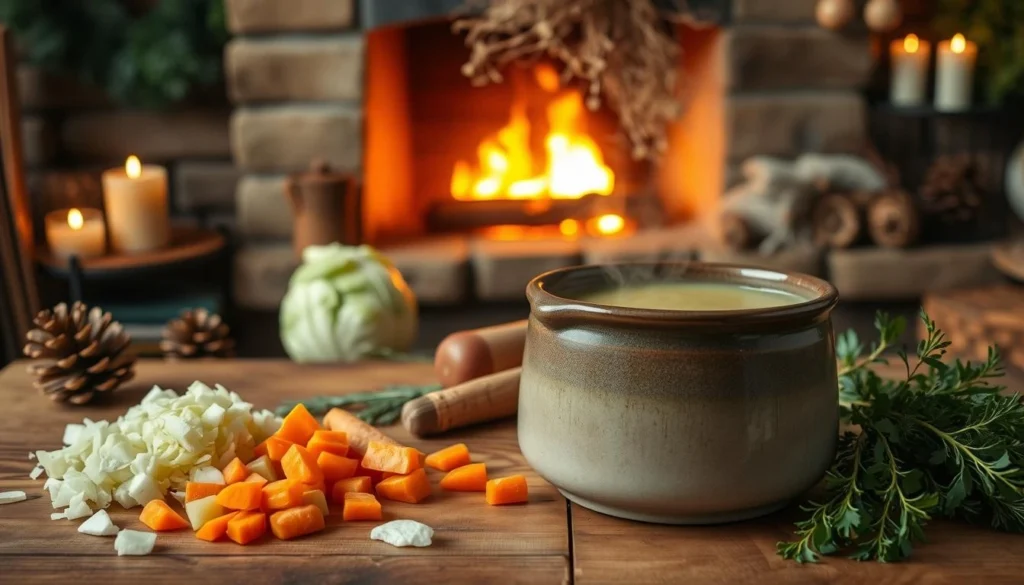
[
  {"x1": 454, "y1": 0, "x2": 692, "y2": 160},
  {"x1": 779, "y1": 312, "x2": 1022, "y2": 563}
]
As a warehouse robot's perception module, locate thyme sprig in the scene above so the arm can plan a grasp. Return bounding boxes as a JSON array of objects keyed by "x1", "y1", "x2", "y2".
[{"x1": 779, "y1": 310, "x2": 1018, "y2": 563}]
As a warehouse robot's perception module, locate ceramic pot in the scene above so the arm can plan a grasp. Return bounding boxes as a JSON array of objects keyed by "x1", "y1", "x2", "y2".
[{"x1": 519, "y1": 262, "x2": 839, "y2": 524}]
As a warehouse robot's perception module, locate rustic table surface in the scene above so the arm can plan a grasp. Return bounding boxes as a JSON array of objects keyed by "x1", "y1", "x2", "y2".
[{"x1": 3, "y1": 359, "x2": 1024, "y2": 584}]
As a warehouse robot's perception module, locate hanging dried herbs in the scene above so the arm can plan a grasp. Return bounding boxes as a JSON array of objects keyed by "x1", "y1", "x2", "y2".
[{"x1": 454, "y1": 0, "x2": 699, "y2": 161}]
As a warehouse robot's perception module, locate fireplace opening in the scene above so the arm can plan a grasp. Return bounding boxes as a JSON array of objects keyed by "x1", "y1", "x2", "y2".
[{"x1": 363, "y1": 18, "x2": 724, "y2": 246}]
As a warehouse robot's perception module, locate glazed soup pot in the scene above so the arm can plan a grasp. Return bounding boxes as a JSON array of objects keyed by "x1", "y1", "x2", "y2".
[{"x1": 518, "y1": 262, "x2": 840, "y2": 524}]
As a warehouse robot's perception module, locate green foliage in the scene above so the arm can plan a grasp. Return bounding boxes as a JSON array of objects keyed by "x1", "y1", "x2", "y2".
[
  {"x1": 778, "y1": 311, "x2": 1021, "y2": 563},
  {"x1": 0, "y1": 0, "x2": 228, "y2": 109},
  {"x1": 934, "y1": 0, "x2": 1024, "y2": 105},
  {"x1": 275, "y1": 384, "x2": 442, "y2": 426}
]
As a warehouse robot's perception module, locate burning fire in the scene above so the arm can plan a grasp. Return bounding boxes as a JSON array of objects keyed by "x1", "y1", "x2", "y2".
[{"x1": 450, "y1": 65, "x2": 616, "y2": 202}]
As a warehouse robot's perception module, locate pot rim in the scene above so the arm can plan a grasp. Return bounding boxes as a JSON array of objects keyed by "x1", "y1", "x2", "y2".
[{"x1": 526, "y1": 262, "x2": 839, "y2": 330}]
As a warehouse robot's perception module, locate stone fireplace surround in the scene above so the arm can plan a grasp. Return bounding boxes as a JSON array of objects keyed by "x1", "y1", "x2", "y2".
[{"x1": 225, "y1": 0, "x2": 877, "y2": 309}]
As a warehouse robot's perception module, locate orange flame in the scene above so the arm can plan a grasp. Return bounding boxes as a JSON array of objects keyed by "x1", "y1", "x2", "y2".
[{"x1": 451, "y1": 64, "x2": 615, "y2": 202}]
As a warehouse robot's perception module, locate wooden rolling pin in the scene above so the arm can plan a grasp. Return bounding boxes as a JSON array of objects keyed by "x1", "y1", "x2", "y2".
[
  {"x1": 434, "y1": 320, "x2": 528, "y2": 387},
  {"x1": 402, "y1": 367, "x2": 521, "y2": 437}
]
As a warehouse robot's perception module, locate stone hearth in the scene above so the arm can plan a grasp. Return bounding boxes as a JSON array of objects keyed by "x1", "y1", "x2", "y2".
[{"x1": 225, "y1": 0, "x2": 876, "y2": 309}]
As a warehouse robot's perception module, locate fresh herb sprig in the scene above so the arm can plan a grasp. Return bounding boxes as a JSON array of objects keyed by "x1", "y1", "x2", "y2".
[
  {"x1": 276, "y1": 383, "x2": 441, "y2": 426},
  {"x1": 779, "y1": 311, "x2": 1019, "y2": 563}
]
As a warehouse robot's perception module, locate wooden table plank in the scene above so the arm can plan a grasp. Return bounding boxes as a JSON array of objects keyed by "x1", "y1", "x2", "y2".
[
  {"x1": 0, "y1": 360, "x2": 569, "y2": 582},
  {"x1": 2, "y1": 555, "x2": 570, "y2": 585}
]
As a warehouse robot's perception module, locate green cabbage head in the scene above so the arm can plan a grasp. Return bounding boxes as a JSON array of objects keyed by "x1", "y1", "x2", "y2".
[{"x1": 280, "y1": 243, "x2": 418, "y2": 362}]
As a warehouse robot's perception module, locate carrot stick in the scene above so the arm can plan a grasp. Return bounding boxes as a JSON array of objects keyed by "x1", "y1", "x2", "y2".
[{"x1": 322, "y1": 408, "x2": 401, "y2": 456}]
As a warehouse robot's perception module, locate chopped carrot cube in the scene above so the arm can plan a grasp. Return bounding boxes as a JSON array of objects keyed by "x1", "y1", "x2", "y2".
[
  {"x1": 275, "y1": 403, "x2": 321, "y2": 445},
  {"x1": 244, "y1": 472, "x2": 268, "y2": 487},
  {"x1": 331, "y1": 476, "x2": 373, "y2": 503},
  {"x1": 222, "y1": 457, "x2": 249, "y2": 484},
  {"x1": 361, "y1": 440, "x2": 422, "y2": 475},
  {"x1": 216, "y1": 481, "x2": 264, "y2": 510},
  {"x1": 226, "y1": 510, "x2": 267, "y2": 545},
  {"x1": 317, "y1": 451, "x2": 359, "y2": 483},
  {"x1": 425, "y1": 443, "x2": 471, "y2": 472},
  {"x1": 440, "y1": 463, "x2": 488, "y2": 492},
  {"x1": 269, "y1": 504, "x2": 325, "y2": 540},
  {"x1": 281, "y1": 444, "x2": 324, "y2": 485},
  {"x1": 262, "y1": 479, "x2": 305, "y2": 510},
  {"x1": 306, "y1": 432, "x2": 350, "y2": 458},
  {"x1": 342, "y1": 492, "x2": 382, "y2": 521},
  {"x1": 196, "y1": 511, "x2": 239, "y2": 542},
  {"x1": 486, "y1": 475, "x2": 529, "y2": 505},
  {"x1": 375, "y1": 468, "x2": 432, "y2": 504},
  {"x1": 254, "y1": 436, "x2": 294, "y2": 462},
  {"x1": 185, "y1": 482, "x2": 224, "y2": 503},
  {"x1": 139, "y1": 499, "x2": 190, "y2": 531}
]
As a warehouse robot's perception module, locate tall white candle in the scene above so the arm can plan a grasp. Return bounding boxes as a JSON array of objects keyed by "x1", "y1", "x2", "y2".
[
  {"x1": 102, "y1": 155, "x2": 170, "y2": 253},
  {"x1": 890, "y1": 34, "x2": 931, "y2": 107},
  {"x1": 935, "y1": 33, "x2": 977, "y2": 112},
  {"x1": 45, "y1": 207, "x2": 106, "y2": 260}
]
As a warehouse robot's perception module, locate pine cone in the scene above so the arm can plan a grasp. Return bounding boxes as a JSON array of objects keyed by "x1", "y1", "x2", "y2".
[
  {"x1": 160, "y1": 308, "x2": 236, "y2": 360},
  {"x1": 919, "y1": 154, "x2": 984, "y2": 225},
  {"x1": 23, "y1": 302, "x2": 136, "y2": 405}
]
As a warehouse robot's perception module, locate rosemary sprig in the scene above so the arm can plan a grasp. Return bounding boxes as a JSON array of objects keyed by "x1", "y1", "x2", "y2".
[
  {"x1": 779, "y1": 310, "x2": 1019, "y2": 563},
  {"x1": 276, "y1": 383, "x2": 442, "y2": 426}
]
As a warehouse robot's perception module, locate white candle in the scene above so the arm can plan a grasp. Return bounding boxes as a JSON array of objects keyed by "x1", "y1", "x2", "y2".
[
  {"x1": 45, "y1": 207, "x2": 106, "y2": 260},
  {"x1": 935, "y1": 33, "x2": 977, "y2": 112},
  {"x1": 102, "y1": 155, "x2": 170, "y2": 253},
  {"x1": 890, "y1": 34, "x2": 931, "y2": 107}
]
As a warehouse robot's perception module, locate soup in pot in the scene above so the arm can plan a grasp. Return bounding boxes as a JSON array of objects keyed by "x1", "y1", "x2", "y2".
[{"x1": 580, "y1": 282, "x2": 806, "y2": 311}]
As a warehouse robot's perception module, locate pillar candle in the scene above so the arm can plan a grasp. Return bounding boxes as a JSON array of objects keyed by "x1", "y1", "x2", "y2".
[
  {"x1": 935, "y1": 33, "x2": 977, "y2": 112},
  {"x1": 102, "y1": 155, "x2": 170, "y2": 253},
  {"x1": 45, "y1": 207, "x2": 106, "y2": 260},
  {"x1": 890, "y1": 34, "x2": 931, "y2": 107}
]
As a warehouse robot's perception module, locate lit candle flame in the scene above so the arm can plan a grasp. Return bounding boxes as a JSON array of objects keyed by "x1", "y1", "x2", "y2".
[
  {"x1": 904, "y1": 34, "x2": 920, "y2": 54},
  {"x1": 67, "y1": 208, "x2": 84, "y2": 231},
  {"x1": 125, "y1": 155, "x2": 142, "y2": 179},
  {"x1": 951, "y1": 33, "x2": 966, "y2": 54}
]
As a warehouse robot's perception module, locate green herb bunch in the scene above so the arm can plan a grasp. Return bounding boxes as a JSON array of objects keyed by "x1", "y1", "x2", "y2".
[
  {"x1": 778, "y1": 311, "x2": 1022, "y2": 563},
  {"x1": 276, "y1": 383, "x2": 441, "y2": 426}
]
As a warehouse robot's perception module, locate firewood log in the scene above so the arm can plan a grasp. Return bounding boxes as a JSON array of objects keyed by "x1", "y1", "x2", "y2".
[
  {"x1": 811, "y1": 193, "x2": 862, "y2": 249},
  {"x1": 867, "y1": 190, "x2": 920, "y2": 248}
]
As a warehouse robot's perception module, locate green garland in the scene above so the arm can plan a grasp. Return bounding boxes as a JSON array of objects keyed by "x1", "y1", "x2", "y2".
[
  {"x1": 0, "y1": 0, "x2": 228, "y2": 109},
  {"x1": 934, "y1": 0, "x2": 1024, "y2": 106}
]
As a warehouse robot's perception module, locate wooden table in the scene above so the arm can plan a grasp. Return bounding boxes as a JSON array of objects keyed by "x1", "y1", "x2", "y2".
[{"x1": 3, "y1": 359, "x2": 1024, "y2": 584}]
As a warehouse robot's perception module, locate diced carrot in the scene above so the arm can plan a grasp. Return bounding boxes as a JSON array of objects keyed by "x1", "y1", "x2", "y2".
[
  {"x1": 226, "y1": 510, "x2": 267, "y2": 545},
  {"x1": 342, "y1": 492, "x2": 382, "y2": 521},
  {"x1": 215, "y1": 481, "x2": 264, "y2": 510},
  {"x1": 361, "y1": 440, "x2": 422, "y2": 475},
  {"x1": 375, "y1": 468, "x2": 432, "y2": 504},
  {"x1": 317, "y1": 451, "x2": 359, "y2": 483},
  {"x1": 425, "y1": 443, "x2": 471, "y2": 472},
  {"x1": 244, "y1": 472, "x2": 268, "y2": 487},
  {"x1": 331, "y1": 477, "x2": 373, "y2": 503},
  {"x1": 381, "y1": 472, "x2": 399, "y2": 480},
  {"x1": 281, "y1": 444, "x2": 324, "y2": 485},
  {"x1": 185, "y1": 481, "x2": 224, "y2": 503},
  {"x1": 139, "y1": 499, "x2": 190, "y2": 531},
  {"x1": 356, "y1": 463, "x2": 384, "y2": 485},
  {"x1": 222, "y1": 457, "x2": 249, "y2": 484},
  {"x1": 306, "y1": 431, "x2": 350, "y2": 458},
  {"x1": 486, "y1": 475, "x2": 529, "y2": 505},
  {"x1": 262, "y1": 479, "x2": 305, "y2": 510},
  {"x1": 440, "y1": 463, "x2": 488, "y2": 492},
  {"x1": 269, "y1": 504, "x2": 325, "y2": 540},
  {"x1": 275, "y1": 403, "x2": 321, "y2": 445},
  {"x1": 254, "y1": 436, "x2": 294, "y2": 462},
  {"x1": 196, "y1": 511, "x2": 239, "y2": 542}
]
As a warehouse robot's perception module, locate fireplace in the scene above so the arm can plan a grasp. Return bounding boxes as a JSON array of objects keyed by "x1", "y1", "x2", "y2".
[
  {"x1": 227, "y1": 0, "x2": 873, "y2": 308},
  {"x1": 363, "y1": 19, "x2": 724, "y2": 246}
]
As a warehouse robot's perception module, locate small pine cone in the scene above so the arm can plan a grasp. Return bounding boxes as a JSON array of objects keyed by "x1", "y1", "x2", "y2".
[
  {"x1": 160, "y1": 308, "x2": 236, "y2": 360},
  {"x1": 23, "y1": 302, "x2": 136, "y2": 405}
]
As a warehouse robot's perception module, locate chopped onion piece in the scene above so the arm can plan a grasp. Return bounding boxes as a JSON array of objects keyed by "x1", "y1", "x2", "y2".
[
  {"x1": 0, "y1": 490, "x2": 27, "y2": 505},
  {"x1": 29, "y1": 465, "x2": 44, "y2": 480},
  {"x1": 79, "y1": 509, "x2": 120, "y2": 536},
  {"x1": 114, "y1": 529, "x2": 157, "y2": 556}
]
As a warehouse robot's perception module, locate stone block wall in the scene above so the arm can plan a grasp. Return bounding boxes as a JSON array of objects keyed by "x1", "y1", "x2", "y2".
[
  {"x1": 222, "y1": 0, "x2": 876, "y2": 310},
  {"x1": 17, "y1": 67, "x2": 235, "y2": 230}
]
